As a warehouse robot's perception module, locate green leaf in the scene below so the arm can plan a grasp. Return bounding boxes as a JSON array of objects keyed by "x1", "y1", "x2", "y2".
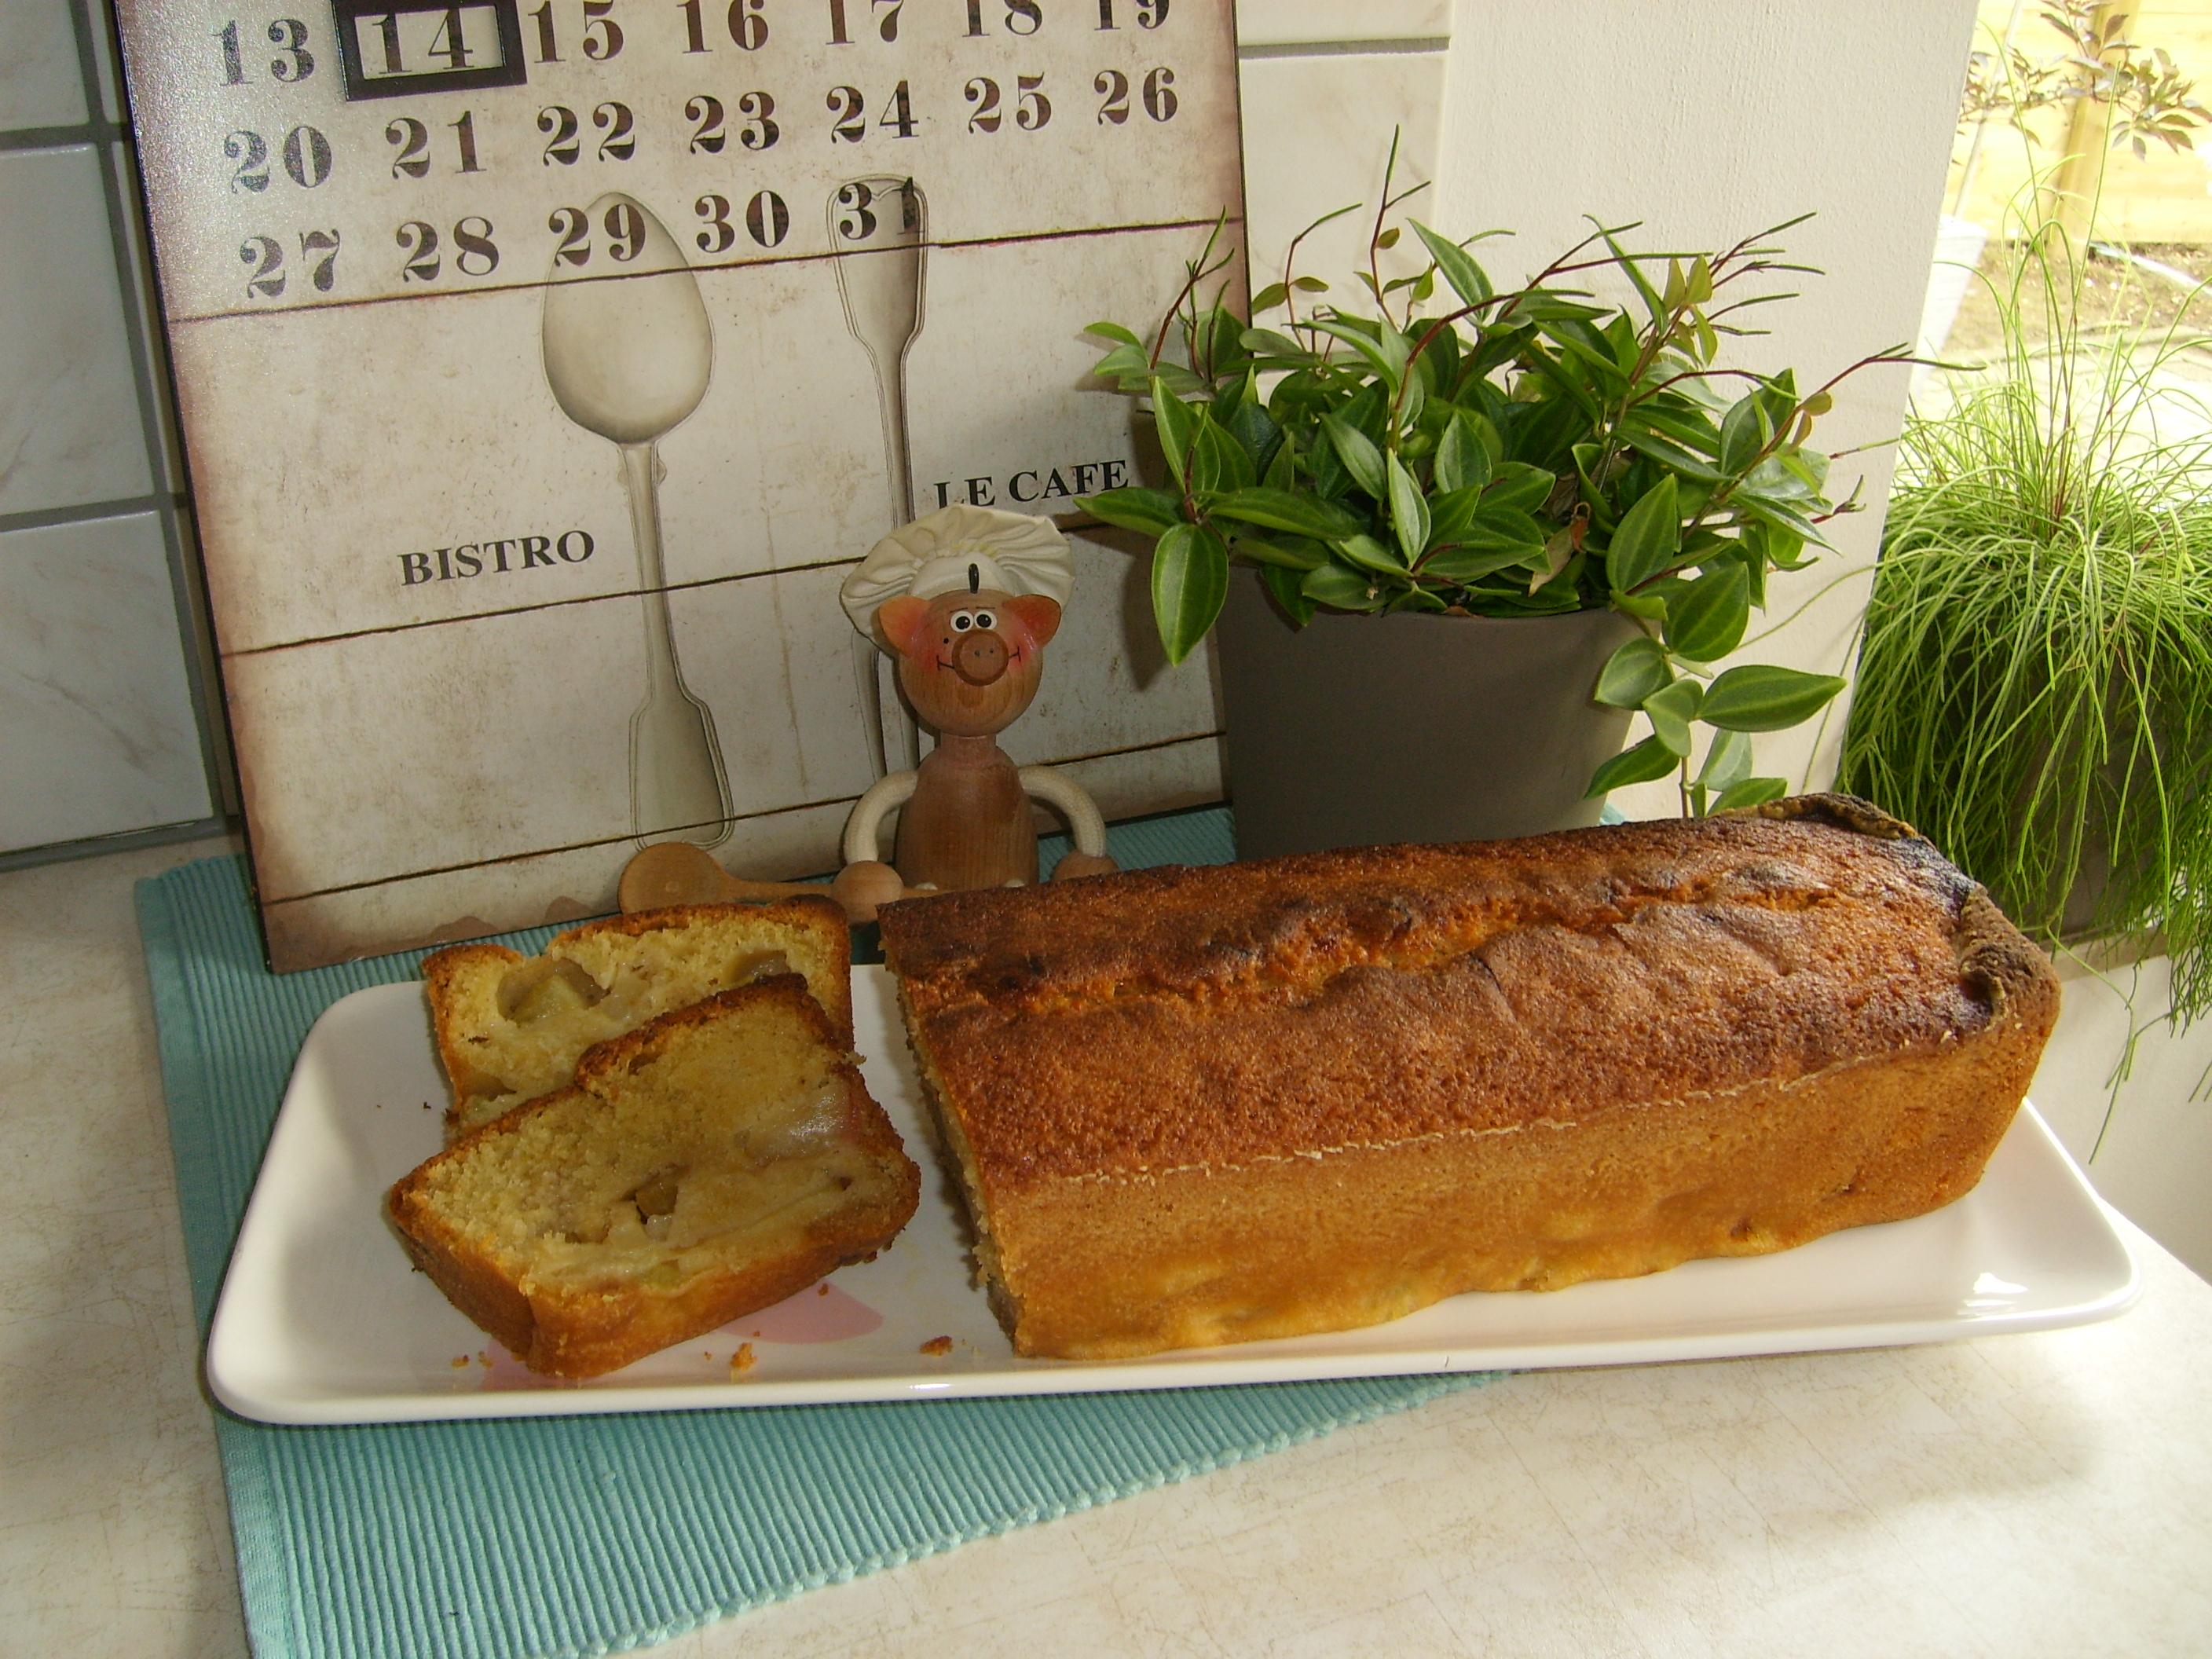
[
  {"x1": 1419, "y1": 544, "x2": 1545, "y2": 584},
  {"x1": 1395, "y1": 362, "x2": 1426, "y2": 435},
  {"x1": 1615, "y1": 423, "x2": 1727, "y2": 483},
  {"x1": 1207, "y1": 488, "x2": 1364, "y2": 540},
  {"x1": 1335, "y1": 533, "x2": 1406, "y2": 575},
  {"x1": 1090, "y1": 342, "x2": 1152, "y2": 386},
  {"x1": 1605, "y1": 474, "x2": 1681, "y2": 593},
  {"x1": 1191, "y1": 420, "x2": 1254, "y2": 493},
  {"x1": 1610, "y1": 587, "x2": 1668, "y2": 621},
  {"x1": 1584, "y1": 734, "x2": 1681, "y2": 799},
  {"x1": 1730, "y1": 491, "x2": 1825, "y2": 544},
  {"x1": 1249, "y1": 282, "x2": 1290, "y2": 313},
  {"x1": 1085, "y1": 320, "x2": 1143, "y2": 347},
  {"x1": 1386, "y1": 452, "x2": 1430, "y2": 566},
  {"x1": 1150, "y1": 522, "x2": 1229, "y2": 665},
  {"x1": 1745, "y1": 519, "x2": 1812, "y2": 571},
  {"x1": 1263, "y1": 437, "x2": 1296, "y2": 492},
  {"x1": 1240, "y1": 327, "x2": 1320, "y2": 364},
  {"x1": 1604, "y1": 229, "x2": 1665, "y2": 326},
  {"x1": 1594, "y1": 635, "x2": 1672, "y2": 708},
  {"x1": 1423, "y1": 320, "x2": 1461, "y2": 388},
  {"x1": 1302, "y1": 561, "x2": 1384, "y2": 610},
  {"x1": 1700, "y1": 665, "x2": 1846, "y2": 732},
  {"x1": 1259, "y1": 562, "x2": 1317, "y2": 626},
  {"x1": 1631, "y1": 400, "x2": 1723, "y2": 456},
  {"x1": 1320, "y1": 413, "x2": 1387, "y2": 498},
  {"x1": 1425, "y1": 485, "x2": 1485, "y2": 548},
  {"x1": 1225, "y1": 394, "x2": 1283, "y2": 474},
  {"x1": 1152, "y1": 361, "x2": 1208, "y2": 397},
  {"x1": 1151, "y1": 376, "x2": 1199, "y2": 488},
  {"x1": 1459, "y1": 506, "x2": 1548, "y2": 552},
  {"x1": 1643, "y1": 676, "x2": 1704, "y2": 757},
  {"x1": 1388, "y1": 585, "x2": 1448, "y2": 613},
  {"x1": 1312, "y1": 318, "x2": 1404, "y2": 388},
  {"x1": 1481, "y1": 463, "x2": 1555, "y2": 515},
  {"x1": 1719, "y1": 391, "x2": 1773, "y2": 477},
  {"x1": 1434, "y1": 414, "x2": 1491, "y2": 494},
  {"x1": 1079, "y1": 486, "x2": 1182, "y2": 537},
  {"x1": 1712, "y1": 775, "x2": 1789, "y2": 812},
  {"x1": 1228, "y1": 532, "x2": 1327, "y2": 570},
  {"x1": 1697, "y1": 727, "x2": 1752, "y2": 789},
  {"x1": 1663, "y1": 562, "x2": 1751, "y2": 662},
  {"x1": 1409, "y1": 220, "x2": 1494, "y2": 309}
]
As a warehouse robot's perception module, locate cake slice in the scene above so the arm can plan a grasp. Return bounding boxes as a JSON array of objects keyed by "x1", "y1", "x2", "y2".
[
  {"x1": 387, "y1": 976, "x2": 920, "y2": 1379},
  {"x1": 424, "y1": 899, "x2": 850, "y2": 1138}
]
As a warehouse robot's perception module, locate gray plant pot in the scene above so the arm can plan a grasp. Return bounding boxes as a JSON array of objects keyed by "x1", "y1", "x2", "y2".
[{"x1": 1215, "y1": 577, "x2": 1643, "y2": 858}]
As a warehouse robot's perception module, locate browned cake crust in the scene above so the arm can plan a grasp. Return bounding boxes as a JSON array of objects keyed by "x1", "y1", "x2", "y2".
[
  {"x1": 877, "y1": 796, "x2": 2061, "y2": 1360},
  {"x1": 388, "y1": 976, "x2": 919, "y2": 1379}
]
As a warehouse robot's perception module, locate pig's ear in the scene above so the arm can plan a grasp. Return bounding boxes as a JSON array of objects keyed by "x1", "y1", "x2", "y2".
[
  {"x1": 1002, "y1": 594, "x2": 1061, "y2": 651},
  {"x1": 873, "y1": 595, "x2": 932, "y2": 657}
]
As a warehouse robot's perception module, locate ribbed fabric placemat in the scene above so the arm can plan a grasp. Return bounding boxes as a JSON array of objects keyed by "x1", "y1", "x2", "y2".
[{"x1": 139, "y1": 811, "x2": 1492, "y2": 1659}]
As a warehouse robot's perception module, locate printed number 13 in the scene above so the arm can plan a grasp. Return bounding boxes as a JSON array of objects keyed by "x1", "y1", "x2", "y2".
[{"x1": 215, "y1": 17, "x2": 316, "y2": 84}]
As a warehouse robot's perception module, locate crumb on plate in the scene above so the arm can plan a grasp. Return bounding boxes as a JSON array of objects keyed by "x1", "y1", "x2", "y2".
[
  {"x1": 730, "y1": 1342, "x2": 756, "y2": 1378},
  {"x1": 919, "y1": 1335, "x2": 953, "y2": 1357}
]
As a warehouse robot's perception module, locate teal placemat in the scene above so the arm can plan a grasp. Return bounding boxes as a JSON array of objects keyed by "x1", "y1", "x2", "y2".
[{"x1": 140, "y1": 810, "x2": 1493, "y2": 1659}]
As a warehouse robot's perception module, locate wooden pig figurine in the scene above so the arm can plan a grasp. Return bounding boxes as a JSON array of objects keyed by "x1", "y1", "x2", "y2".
[{"x1": 834, "y1": 506, "x2": 1118, "y2": 917}]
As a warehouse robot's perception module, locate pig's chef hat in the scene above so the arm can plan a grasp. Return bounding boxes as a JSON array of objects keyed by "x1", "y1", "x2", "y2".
[{"x1": 840, "y1": 504, "x2": 1073, "y2": 637}]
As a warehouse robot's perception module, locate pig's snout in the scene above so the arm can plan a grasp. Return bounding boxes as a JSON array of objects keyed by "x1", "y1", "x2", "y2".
[{"x1": 953, "y1": 630, "x2": 1009, "y2": 685}]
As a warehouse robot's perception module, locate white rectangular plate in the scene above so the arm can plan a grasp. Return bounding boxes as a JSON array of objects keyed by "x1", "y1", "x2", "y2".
[{"x1": 207, "y1": 968, "x2": 2140, "y2": 1424}]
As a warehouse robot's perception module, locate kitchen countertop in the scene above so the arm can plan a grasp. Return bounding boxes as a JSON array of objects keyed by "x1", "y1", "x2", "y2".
[{"x1": 5, "y1": 836, "x2": 2210, "y2": 1657}]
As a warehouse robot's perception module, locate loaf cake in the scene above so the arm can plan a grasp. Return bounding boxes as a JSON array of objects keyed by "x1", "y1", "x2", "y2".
[
  {"x1": 387, "y1": 976, "x2": 920, "y2": 1379},
  {"x1": 877, "y1": 796, "x2": 2060, "y2": 1361},
  {"x1": 423, "y1": 900, "x2": 849, "y2": 1138}
]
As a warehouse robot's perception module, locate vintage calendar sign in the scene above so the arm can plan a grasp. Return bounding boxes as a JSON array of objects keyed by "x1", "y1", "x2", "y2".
[{"x1": 115, "y1": 0, "x2": 1246, "y2": 969}]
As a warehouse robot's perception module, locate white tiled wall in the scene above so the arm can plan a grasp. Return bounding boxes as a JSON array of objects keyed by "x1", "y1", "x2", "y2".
[
  {"x1": 0, "y1": 0, "x2": 214, "y2": 860},
  {"x1": 0, "y1": 144, "x2": 152, "y2": 515},
  {"x1": 0, "y1": 511, "x2": 208, "y2": 846},
  {"x1": 0, "y1": 0, "x2": 1452, "y2": 866},
  {"x1": 0, "y1": 0, "x2": 87, "y2": 129}
]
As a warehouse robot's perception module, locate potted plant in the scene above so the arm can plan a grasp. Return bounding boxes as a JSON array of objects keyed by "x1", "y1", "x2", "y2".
[
  {"x1": 1840, "y1": 214, "x2": 2212, "y2": 1025},
  {"x1": 1080, "y1": 163, "x2": 1907, "y2": 855}
]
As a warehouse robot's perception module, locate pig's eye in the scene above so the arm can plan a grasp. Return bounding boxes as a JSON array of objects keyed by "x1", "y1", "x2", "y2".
[
  {"x1": 973, "y1": 610, "x2": 995, "y2": 630},
  {"x1": 950, "y1": 613, "x2": 973, "y2": 632}
]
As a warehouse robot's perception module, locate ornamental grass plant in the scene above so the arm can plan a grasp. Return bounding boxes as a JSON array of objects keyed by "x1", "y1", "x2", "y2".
[{"x1": 1840, "y1": 216, "x2": 2212, "y2": 1023}]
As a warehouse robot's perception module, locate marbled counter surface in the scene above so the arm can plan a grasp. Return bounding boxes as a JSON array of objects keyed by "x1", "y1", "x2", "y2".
[{"x1": 6, "y1": 838, "x2": 2210, "y2": 1657}]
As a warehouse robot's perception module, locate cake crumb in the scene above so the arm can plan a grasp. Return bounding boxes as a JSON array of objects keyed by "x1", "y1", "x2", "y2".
[
  {"x1": 729, "y1": 1342, "x2": 756, "y2": 1377},
  {"x1": 817, "y1": 1283, "x2": 831, "y2": 1296},
  {"x1": 919, "y1": 1335, "x2": 953, "y2": 1357},
  {"x1": 450, "y1": 1355, "x2": 470, "y2": 1369}
]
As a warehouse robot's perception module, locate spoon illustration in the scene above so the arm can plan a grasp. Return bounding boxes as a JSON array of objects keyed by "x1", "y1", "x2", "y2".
[
  {"x1": 542, "y1": 191, "x2": 733, "y2": 849},
  {"x1": 830, "y1": 177, "x2": 927, "y2": 777}
]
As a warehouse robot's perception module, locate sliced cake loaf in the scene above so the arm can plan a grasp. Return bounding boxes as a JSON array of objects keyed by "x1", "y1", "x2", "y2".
[
  {"x1": 423, "y1": 899, "x2": 850, "y2": 1138},
  {"x1": 387, "y1": 976, "x2": 919, "y2": 1379}
]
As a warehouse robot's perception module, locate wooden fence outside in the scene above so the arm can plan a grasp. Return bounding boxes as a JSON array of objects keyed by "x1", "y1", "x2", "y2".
[{"x1": 1948, "y1": 0, "x2": 2212, "y2": 244}]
